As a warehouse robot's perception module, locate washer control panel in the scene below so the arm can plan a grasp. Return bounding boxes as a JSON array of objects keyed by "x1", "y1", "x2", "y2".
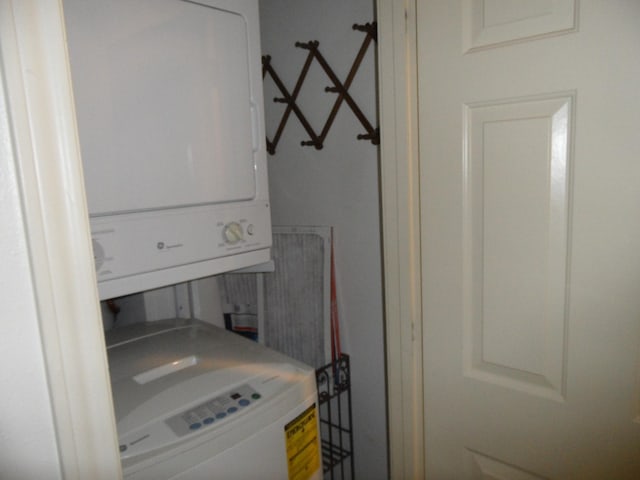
[{"x1": 165, "y1": 383, "x2": 261, "y2": 437}]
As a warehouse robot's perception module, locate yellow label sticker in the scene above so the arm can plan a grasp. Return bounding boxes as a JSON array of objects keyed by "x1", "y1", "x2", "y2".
[{"x1": 284, "y1": 403, "x2": 320, "y2": 480}]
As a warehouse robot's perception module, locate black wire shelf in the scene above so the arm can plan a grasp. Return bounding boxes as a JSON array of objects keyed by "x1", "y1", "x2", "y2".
[{"x1": 316, "y1": 354, "x2": 354, "y2": 480}]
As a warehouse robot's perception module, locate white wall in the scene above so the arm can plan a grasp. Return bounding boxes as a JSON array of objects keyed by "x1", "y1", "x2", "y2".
[
  {"x1": 259, "y1": 1, "x2": 388, "y2": 478},
  {"x1": 0, "y1": 74, "x2": 62, "y2": 480}
]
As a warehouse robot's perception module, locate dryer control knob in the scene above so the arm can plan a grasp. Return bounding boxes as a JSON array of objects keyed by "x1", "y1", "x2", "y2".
[{"x1": 223, "y1": 222, "x2": 244, "y2": 244}]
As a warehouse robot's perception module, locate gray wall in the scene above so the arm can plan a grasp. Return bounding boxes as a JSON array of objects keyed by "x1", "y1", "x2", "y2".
[{"x1": 259, "y1": 1, "x2": 388, "y2": 478}]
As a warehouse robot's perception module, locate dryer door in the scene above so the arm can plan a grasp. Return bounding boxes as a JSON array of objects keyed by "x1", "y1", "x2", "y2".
[{"x1": 66, "y1": 0, "x2": 258, "y2": 216}]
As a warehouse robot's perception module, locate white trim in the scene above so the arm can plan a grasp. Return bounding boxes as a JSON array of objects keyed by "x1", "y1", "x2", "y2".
[
  {"x1": 1, "y1": 1, "x2": 121, "y2": 478},
  {"x1": 377, "y1": 1, "x2": 424, "y2": 478}
]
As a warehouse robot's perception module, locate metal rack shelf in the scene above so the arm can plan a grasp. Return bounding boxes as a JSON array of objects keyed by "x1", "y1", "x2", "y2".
[{"x1": 316, "y1": 354, "x2": 354, "y2": 480}]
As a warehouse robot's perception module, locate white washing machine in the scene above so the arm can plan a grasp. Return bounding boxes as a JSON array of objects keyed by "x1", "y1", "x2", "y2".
[{"x1": 105, "y1": 320, "x2": 322, "y2": 480}]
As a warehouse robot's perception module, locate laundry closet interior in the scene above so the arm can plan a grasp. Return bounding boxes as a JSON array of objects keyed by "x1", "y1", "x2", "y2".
[{"x1": 62, "y1": 0, "x2": 387, "y2": 479}]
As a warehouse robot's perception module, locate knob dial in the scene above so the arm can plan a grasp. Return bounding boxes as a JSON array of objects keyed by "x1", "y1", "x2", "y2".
[
  {"x1": 223, "y1": 222, "x2": 244, "y2": 244},
  {"x1": 92, "y1": 239, "x2": 105, "y2": 271}
]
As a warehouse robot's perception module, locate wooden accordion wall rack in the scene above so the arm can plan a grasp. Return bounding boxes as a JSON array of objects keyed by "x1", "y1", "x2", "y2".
[{"x1": 262, "y1": 22, "x2": 379, "y2": 155}]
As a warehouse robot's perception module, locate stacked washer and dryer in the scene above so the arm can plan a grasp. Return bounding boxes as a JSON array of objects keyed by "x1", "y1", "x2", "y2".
[{"x1": 64, "y1": 0, "x2": 321, "y2": 478}]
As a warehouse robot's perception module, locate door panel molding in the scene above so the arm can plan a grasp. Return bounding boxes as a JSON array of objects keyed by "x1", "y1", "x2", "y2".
[
  {"x1": 462, "y1": 92, "x2": 574, "y2": 402},
  {"x1": 468, "y1": 449, "x2": 549, "y2": 480},
  {"x1": 462, "y1": 0, "x2": 577, "y2": 53}
]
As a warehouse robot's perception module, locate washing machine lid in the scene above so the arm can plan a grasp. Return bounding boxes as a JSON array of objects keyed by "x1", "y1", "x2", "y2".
[{"x1": 105, "y1": 320, "x2": 313, "y2": 459}]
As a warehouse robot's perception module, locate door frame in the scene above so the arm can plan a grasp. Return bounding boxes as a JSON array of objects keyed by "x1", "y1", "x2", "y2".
[
  {"x1": 376, "y1": 1, "x2": 424, "y2": 478},
  {"x1": 1, "y1": 1, "x2": 121, "y2": 478},
  {"x1": 4, "y1": 0, "x2": 424, "y2": 478}
]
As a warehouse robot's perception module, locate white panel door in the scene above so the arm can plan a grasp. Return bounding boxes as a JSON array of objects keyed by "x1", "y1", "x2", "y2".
[{"x1": 418, "y1": 1, "x2": 640, "y2": 478}]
